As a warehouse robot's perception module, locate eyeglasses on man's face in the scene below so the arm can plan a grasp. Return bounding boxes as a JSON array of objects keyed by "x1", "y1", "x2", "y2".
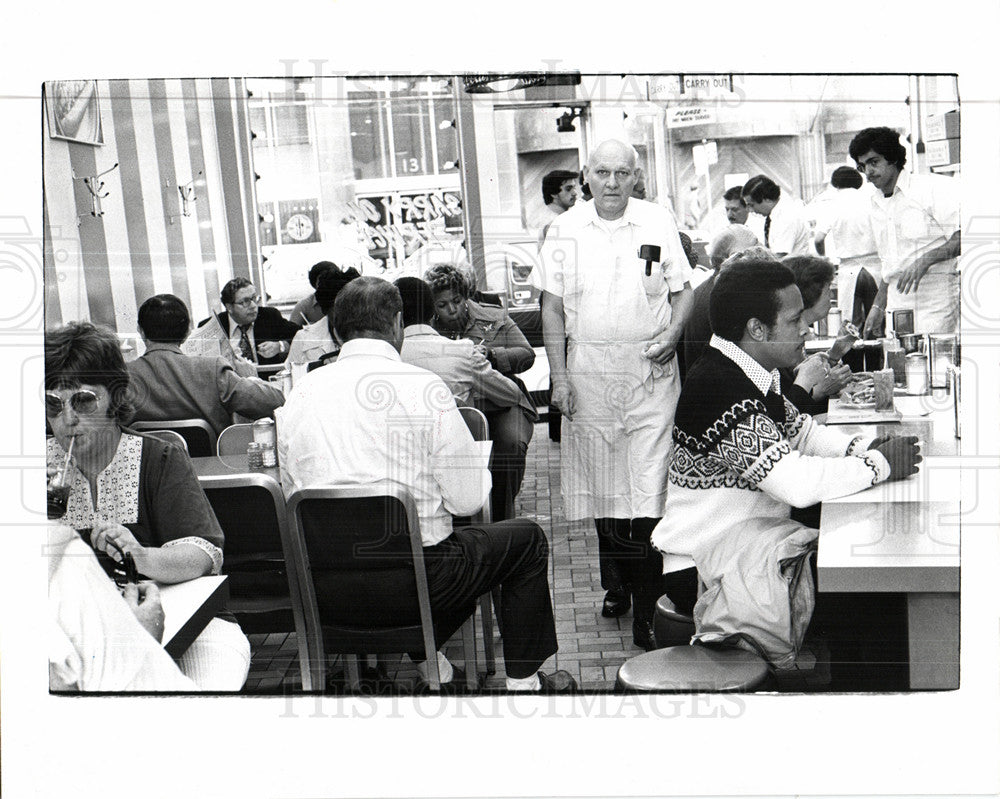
[
  {"x1": 45, "y1": 389, "x2": 100, "y2": 418},
  {"x1": 233, "y1": 294, "x2": 260, "y2": 308}
]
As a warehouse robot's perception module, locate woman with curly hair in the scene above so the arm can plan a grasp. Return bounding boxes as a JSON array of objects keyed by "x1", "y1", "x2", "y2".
[{"x1": 424, "y1": 264, "x2": 538, "y2": 521}]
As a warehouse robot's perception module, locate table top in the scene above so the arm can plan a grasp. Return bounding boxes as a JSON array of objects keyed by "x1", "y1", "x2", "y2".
[
  {"x1": 817, "y1": 405, "x2": 961, "y2": 594},
  {"x1": 191, "y1": 454, "x2": 281, "y2": 483},
  {"x1": 159, "y1": 575, "x2": 229, "y2": 658}
]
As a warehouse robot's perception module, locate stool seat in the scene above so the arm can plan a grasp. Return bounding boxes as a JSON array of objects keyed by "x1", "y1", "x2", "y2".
[
  {"x1": 616, "y1": 645, "x2": 770, "y2": 693},
  {"x1": 653, "y1": 595, "x2": 696, "y2": 648}
]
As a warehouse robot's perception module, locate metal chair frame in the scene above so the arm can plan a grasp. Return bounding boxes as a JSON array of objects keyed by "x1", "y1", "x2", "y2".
[
  {"x1": 456, "y1": 405, "x2": 500, "y2": 675},
  {"x1": 285, "y1": 482, "x2": 477, "y2": 692},
  {"x1": 197, "y1": 472, "x2": 308, "y2": 674},
  {"x1": 140, "y1": 428, "x2": 189, "y2": 454},
  {"x1": 130, "y1": 418, "x2": 216, "y2": 457}
]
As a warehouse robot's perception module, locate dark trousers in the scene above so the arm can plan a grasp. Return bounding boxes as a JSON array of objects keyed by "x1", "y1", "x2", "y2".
[
  {"x1": 484, "y1": 405, "x2": 533, "y2": 522},
  {"x1": 595, "y1": 517, "x2": 664, "y2": 626},
  {"x1": 421, "y1": 519, "x2": 557, "y2": 679}
]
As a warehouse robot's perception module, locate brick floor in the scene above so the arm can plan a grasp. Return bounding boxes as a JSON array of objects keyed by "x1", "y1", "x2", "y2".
[{"x1": 244, "y1": 419, "x2": 649, "y2": 694}]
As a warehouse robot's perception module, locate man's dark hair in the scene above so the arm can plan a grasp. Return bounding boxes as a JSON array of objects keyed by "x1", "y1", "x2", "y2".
[
  {"x1": 722, "y1": 185, "x2": 746, "y2": 204},
  {"x1": 333, "y1": 277, "x2": 402, "y2": 342},
  {"x1": 541, "y1": 170, "x2": 579, "y2": 204},
  {"x1": 710, "y1": 258, "x2": 796, "y2": 342},
  {"x1": 221, "y1": 277, "x2": 254, "y2": 305},
  {"x1": 308, "y1": 261, "x2": 337, "y2": 288},
  {"x1": 848, "y1": 126, "x2": 907, "y2": 171},
  {"x1": 137, "y1": 294, "x2": 190, "y2": 344},
  {"x1": 394, "y1": 276, "x2": 436, "y2": 327},
  {"x1": 830, "y1": 166, "x2": 864, "y2": 190},
  {"x1": 741, "y1": 175, "x2": 781, "y2": 204},
  {"x1": 45, "y1": 322, "x2": 133, "y2": 424},
  {"x1": 315, "y1": 266, "x2": 362, "y2": 314},
  {"x1": 782, "y1": 255, "x2": 835, "y2": 311}
]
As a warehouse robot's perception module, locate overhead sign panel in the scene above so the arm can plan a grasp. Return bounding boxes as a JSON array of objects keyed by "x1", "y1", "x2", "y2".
[{"x1": 648, "y1": 74, "x2": 739, "y2": 101}]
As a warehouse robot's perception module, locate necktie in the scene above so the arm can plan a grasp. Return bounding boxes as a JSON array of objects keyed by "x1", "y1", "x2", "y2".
[
  {"x1": 764, "y1": 215, "x2": 772, "y2": 249},
  {"x1": 237, "y1": 325, "x2": 254, "y2": 362}
]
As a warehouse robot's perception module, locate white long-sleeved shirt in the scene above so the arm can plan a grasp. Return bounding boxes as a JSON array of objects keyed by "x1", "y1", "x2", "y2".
[
  {"x1": 400, "y1": 324, "x2": 522, "y2": 408},
  {"x1": 276, "y1": 338, "x2": 491, "y2": 546}
]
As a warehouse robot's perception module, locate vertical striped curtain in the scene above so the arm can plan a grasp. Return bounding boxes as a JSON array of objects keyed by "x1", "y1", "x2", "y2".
[{"x1": 43, "y1": 78, "x2": 260, "y2": 334}]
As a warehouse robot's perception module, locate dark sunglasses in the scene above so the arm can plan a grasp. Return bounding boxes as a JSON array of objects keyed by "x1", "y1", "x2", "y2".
[
  {"x1": 106, "y1": 538, "x2": 139, "y2": 588},
  {"x1": 45, "y1": 389, "x2": 100, "y2": 418}
]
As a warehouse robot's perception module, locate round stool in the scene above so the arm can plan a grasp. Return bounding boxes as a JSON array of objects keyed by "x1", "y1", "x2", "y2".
[
  {"x1": 653, "y1": 595, "x2": 696, "y2": 649},
  {"x1": 616, "y1": 645, "x2": 770, "y2": 692}
]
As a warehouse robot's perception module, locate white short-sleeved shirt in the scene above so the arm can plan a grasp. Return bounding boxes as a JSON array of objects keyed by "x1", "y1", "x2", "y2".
[
  {"x1": 537, "y1": 197, "x2": 693, "y2": 344},
  {"x1": 868, "y1": 170, "x2": 959, "y2": 280},
  {"x1": 867, "y1": 170, "x2": 960, "y2": 332},
  {"x1": 814, "y1": 186, "x2": 879, "y2": 263},
  {"x1": 286, "y1": 317, "x2": 336, "y2": 365}
]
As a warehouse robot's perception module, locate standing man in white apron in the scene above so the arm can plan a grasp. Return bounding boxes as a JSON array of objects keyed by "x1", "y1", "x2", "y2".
[
  {"x1": 849, "y1": 127, "x2": 961, "y2": 336},
  {"x1": 539, "y1": 139, "x2": 694, "y2": 650}
]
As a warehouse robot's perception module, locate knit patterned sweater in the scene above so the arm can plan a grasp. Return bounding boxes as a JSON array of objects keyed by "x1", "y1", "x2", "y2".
[{"x1": 651, "y1": 337, "x2": 890, "y2": 565}]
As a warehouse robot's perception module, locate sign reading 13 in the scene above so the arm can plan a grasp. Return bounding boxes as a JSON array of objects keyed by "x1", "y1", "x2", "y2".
[{"x1": 399, "y1": 157, "x2": 424, "y2": 174}]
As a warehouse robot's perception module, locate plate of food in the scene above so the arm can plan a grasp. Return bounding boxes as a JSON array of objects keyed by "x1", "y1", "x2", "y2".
[{"x1": 839, "y1": 374, "x2": 876, "y2": 408}]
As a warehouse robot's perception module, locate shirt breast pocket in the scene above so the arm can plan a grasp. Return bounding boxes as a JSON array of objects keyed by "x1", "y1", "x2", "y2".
[{"x1": 638, "y1": 256, "x2": 669, "y2": 298}]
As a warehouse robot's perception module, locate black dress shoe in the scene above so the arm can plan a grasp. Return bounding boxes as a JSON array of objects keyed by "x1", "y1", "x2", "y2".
[
  {"x1": 632, "y1": 619, "x2": 657, "y2": 651},
  {"x1": 601, "y1": 587, "x2": 631, "y2": 618},
  {"x1": 537, "y1": 670, "x2": 579, "y2": 693}
]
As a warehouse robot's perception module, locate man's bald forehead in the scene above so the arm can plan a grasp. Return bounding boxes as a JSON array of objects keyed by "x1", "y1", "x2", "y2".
[{"x1": 589, "y1": 139, "x2": 637, "y2": 168}]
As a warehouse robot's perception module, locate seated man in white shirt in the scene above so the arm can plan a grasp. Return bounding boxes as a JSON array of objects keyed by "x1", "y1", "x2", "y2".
[
  {"x1": 651, "y1": 257, "x2": 920, "y2": 668},
  {"x1": 285, "y1": 265, "x2": 361, "y2": 366},
  {"x1": 277, "y1": 277, "x2": 576, "y2": 693}
]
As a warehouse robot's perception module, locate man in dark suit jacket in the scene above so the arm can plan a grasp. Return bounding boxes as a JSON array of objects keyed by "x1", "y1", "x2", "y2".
[
  {"x1": 209, "y1": 277, "x2": 302, "y2": 366},
  {"x1": 129, "y1": 294, "x2": 285, "y2": 437}
]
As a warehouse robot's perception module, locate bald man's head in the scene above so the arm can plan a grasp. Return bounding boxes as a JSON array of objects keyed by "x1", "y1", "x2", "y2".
[{"x1": 585, "y1": 139, "x2": 639, "y2": 220}]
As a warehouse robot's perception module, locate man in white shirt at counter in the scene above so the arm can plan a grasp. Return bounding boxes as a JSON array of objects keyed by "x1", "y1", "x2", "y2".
[
  {"x1": 277, "y1": 277, "x2": 576, "y2": 693},
  {"x1": 651, "y1": 257, "x2": 920, "y2": 667},
  {"x1": 849, "y1": 126, "x2": 961, "y2": 335},
  {"x1": 742, "y1": 174, "x2": 813, "y2": 257}
]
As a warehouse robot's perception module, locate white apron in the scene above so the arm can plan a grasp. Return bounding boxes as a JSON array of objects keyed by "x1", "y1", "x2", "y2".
[{"x1": 561, "y1": 253, "x2": 680, "y2": 520}]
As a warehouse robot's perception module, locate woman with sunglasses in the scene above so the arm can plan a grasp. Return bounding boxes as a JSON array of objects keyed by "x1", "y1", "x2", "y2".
[{"x1": 45, "y1": 322, "x2": 250, "y2": 690}]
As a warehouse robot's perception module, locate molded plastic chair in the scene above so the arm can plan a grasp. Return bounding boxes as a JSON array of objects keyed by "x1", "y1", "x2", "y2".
[
  {"x1": 616, "y1": 644, "x2": 771, "y2": 693},
  {"x1": 130, "y1": 419, "x2": 216, "y2": 458},
  {"x1": 198, "y1": 472, "x2": 303, "y2": 640},
  {"x1": 455, "y1": 406, "x2": 500, "y2": 675},
  {"x1": 216, "y1": 423, "x2": 255, "y2": 456},
  {"x1": 653, "y1": 595, "x2": 697, "y2": 649},
  {"x1": 284, "y1": 483, "x2": 478, "y2": 692},
  {"x1": 140, "y1": 428, "x2": 189, "y2": 454}
]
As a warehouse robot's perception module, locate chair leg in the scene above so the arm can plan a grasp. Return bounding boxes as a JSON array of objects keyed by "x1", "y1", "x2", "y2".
[
  {"x1": 491, "y1": 586, "x2": 503, "y2": 637},
  {"x1": 345, "y1": 655, "x2": 362, "y2": 691},
  {"x1": 479, "y1": 593, "x2": 496, "y2": 675},
  {"x1": 461, "y1": 617, "x2": 479, "y2": 689}
]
